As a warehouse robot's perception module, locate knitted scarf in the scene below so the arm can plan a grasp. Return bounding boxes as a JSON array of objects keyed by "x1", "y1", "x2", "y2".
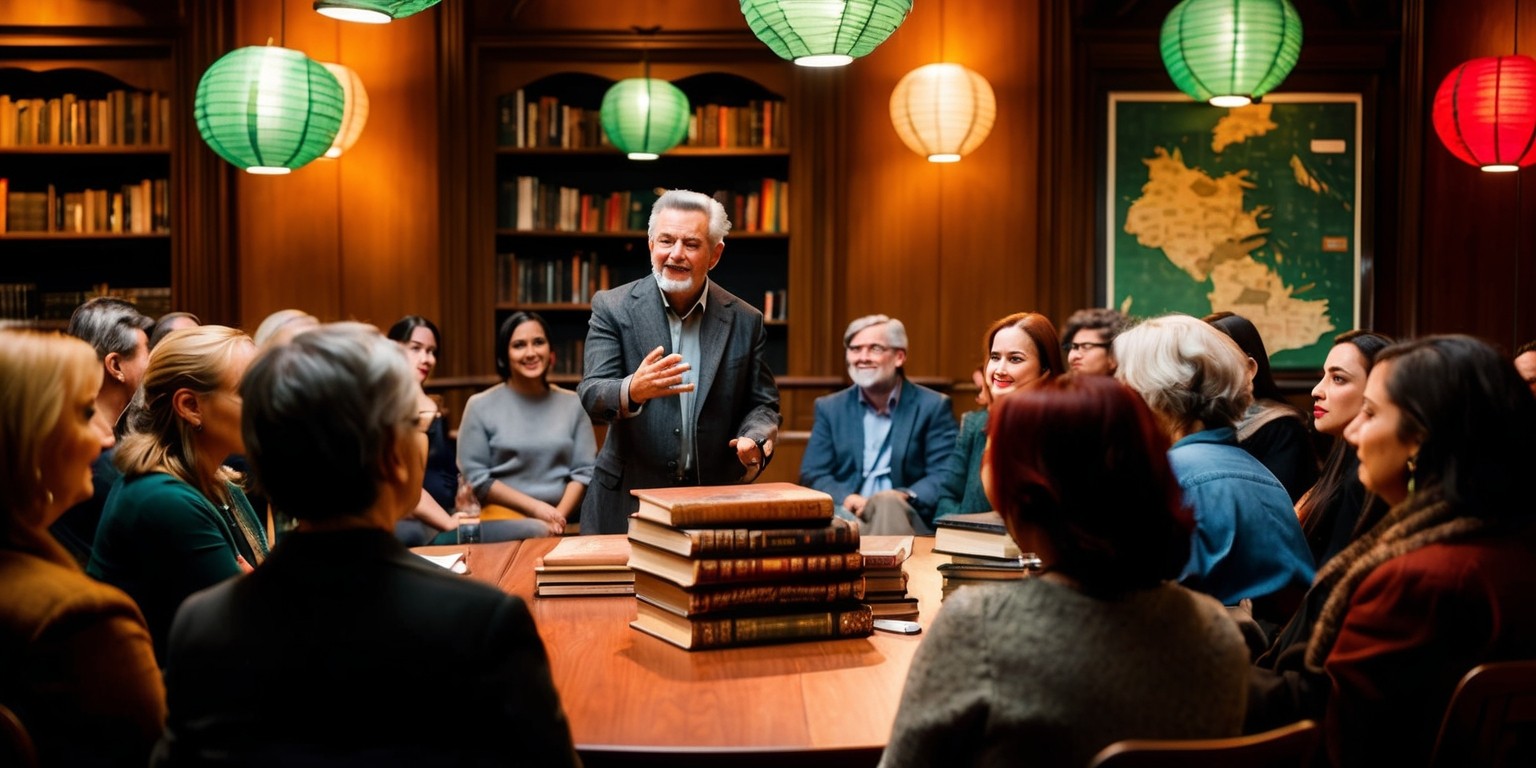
[{"x1": 1304, "y1": 487, "x2": 1489, "y2": 672}]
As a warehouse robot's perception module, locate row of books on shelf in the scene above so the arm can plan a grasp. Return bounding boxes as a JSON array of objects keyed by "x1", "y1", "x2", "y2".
[
  {"x1": 496, "y1": 90, "x2": 786, "y2": 150},
  {"x1": 0, "y1": 283, "x2": 170, "y2": 321},
  {"x1": 497, "y1": 178, "x2": 789, "y2": 234},
  {"x1": 0, "y1": 91, "x2": 171, "y2": 148},
  {"x1": 2, "y1": 179, "x2": 171, "y2": 234},
  {"x1": 495, "y1": 251, "x2": 612, "y2": 305},
  {"x1": 497, "y1": 179, "x2": 656, "y2": 232},
  {"x1": 684, "y1": 100, "x2": 788, "y2": 150}
]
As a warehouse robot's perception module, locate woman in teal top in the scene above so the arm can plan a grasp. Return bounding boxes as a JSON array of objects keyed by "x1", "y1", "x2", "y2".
[
  {"x1": 934, "y1": 312, "x2": 1063, "y2": 520},
  {"x1": 89, "y1": 325, "x2": 267, "y2": 661}
]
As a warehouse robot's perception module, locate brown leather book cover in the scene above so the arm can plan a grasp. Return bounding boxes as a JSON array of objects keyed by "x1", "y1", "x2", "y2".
[
  {"x1": 630, "y1": 482, "x2": 833, "y2": 528},
  {"x1": 631, "y1": 599, "x2": 873, "y2": 650},
  {"x1": 627, "y1": 540, "x2": 863, "y2": 588},
  {"x1": 626, "y1": 515, "x2": 857, "y2": 557}
]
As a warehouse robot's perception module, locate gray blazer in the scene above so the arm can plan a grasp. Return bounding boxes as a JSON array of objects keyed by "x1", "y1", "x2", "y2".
[{"x1": 578, "y1": 277, "x2": 781, "y2": 534}]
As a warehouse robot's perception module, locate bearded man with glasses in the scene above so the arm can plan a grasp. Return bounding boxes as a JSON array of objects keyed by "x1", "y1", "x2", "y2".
[{"x1": 799, "y1": 314, "x2": 958, "y2": 535}]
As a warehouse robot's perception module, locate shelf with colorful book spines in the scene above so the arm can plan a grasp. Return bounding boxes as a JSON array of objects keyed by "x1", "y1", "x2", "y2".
[
  {"x1": 0, "y1": 56, "x2": 175, "y2": 307},
  {"x1": 488, "y1": 68, "x2": 792, "y2": 378}
]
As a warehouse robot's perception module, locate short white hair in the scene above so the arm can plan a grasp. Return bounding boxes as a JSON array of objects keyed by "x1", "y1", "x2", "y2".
[
  {"x1": 647, "y1": 189, "x2": 731, "y2": 247},
  {"x1": 1114, "y1": 314, "x2": 1252, "y2": 431}
]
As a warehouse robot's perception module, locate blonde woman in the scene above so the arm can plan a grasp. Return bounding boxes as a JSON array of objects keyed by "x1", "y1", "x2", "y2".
[
  {"x1": 0, "y1": 330, "x2": 165, "y2": 765},
  {"x1": 88, "y1": 325, "x2": 267, "y2": 661}
]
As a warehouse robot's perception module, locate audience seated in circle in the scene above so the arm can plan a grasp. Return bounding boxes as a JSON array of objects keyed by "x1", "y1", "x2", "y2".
[{"x1": 152, "y1": 322, "x2": 578, "y2": 766}]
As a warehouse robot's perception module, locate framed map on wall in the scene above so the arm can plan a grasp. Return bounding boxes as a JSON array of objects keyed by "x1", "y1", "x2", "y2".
[{"x1": 1105, "y1": 93, "x2": 1362, "y2": 369}]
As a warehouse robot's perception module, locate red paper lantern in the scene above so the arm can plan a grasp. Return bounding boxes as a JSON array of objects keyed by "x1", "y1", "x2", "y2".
[{"x1": 1432, "y1": 54, "x2": 1536, "y2": 172}]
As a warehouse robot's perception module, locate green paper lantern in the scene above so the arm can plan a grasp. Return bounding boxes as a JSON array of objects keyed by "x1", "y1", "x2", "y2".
[
  {"x1": 740, "y1": 0, "x2": 913, "y2": 68},
  {"x1": 600, "y1": 78, "x2": 691, "y2": 161},
  {"x1": 194, "y1": 46, "x2": 345, "y2": 175},
  {"x1": 313, "y1": 0, "x2": 441, "y2": 24},
  {"x1": 1159, "y1": 0, "x2": 1303, "y2": 107}
]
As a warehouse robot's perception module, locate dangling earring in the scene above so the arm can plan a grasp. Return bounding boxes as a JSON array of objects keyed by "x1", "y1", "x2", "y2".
[
  {"x1": 195, "y1": 423, "x2": 204, "y2": 433},
  {"x1": 1406, "y1": 455, "x2": 1418, "y2": 495}
]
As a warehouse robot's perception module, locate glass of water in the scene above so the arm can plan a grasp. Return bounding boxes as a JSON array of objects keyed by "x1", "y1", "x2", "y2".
[{"x1": 455, "y1": 477, "x2": 482, "y2": 545}]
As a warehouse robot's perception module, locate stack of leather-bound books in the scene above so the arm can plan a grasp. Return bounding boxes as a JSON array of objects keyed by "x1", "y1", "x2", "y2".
[{"x1": 625, "y1": 482, "x2": 874, "y2": 650}]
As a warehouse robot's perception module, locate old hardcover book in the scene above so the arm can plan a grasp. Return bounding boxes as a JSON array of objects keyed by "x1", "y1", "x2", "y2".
[
  {"x1": 627, "y1": 515, "x2": 857, "y2": 558},
  {"x1": 933, "y1": 511, "x2": 1022, "y2": 559},
  {"x1": 536, "y1": 582, "x2": 635, "y2": 597},
  {"x1": 628, "y1": 541, "x2": 863, "y2": 588},
  {"x1": 864, "y1": 596, "x2": 920, "y2": 620},
  {"x1": 634, "y1": 570, "x2": 865, "y2": 616},
  {"x1": 630, "y1": 482, "x2": 833, "y2": 528},
  {"x1": 540, "y1": 534, "x2": 630, "y2": 567},
  {"x1": 859, "y1": 535, "x2": 914, "y2": 569},
  {"x1": 630, "y1": 598, "x2": 874, "y2": 650},
  {"x1": 534, "y1": 566, "x2": 635, "y2": 584}
]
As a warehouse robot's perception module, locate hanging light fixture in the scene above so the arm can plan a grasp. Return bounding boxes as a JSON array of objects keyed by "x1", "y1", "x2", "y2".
[
  {"x1": 193, "y1": 46, "x2": 345, "y2": 175},
  {"x1": 599, "y1": 32, "x2": 690, "y2": 161},
  {"x1": 889, "y1": 63, "x2": 996, "y2": 162},
  {"x1": 1432, "y1": 55, "x2": 1536, "y2": 173},
  {"x1": 1159, "y1": 0, "x2": 1303, "y2": 107},
  {"x1": 600, "y1": 79, "x2": 690, "y2": 161},
  {"x1": 319, "y1": 62, "x2": 370, "y2": 158},
  {"x1": 313, "y1": 0, "x2": 440, "y2": 24},
  {"x1": 740, "y1": 0, "x2": 913, "y2": 67}
]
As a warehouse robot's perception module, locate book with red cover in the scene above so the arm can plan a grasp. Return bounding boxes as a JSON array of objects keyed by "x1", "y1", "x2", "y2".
[
  {"x1": 627, "y1": 540, "x2": 863, "y2": 588},
  {"x1": 633, "y1": 570, "x2": 865, "y2": 616},
  {"x1": 630, "y1": 598, "x2": 873, "y2": 650},
  {"x1": 630, "y1": 482, "x2": 833, "y2": 528},
  {"x1": 627, "y1": 515, "x2": 857, "y2": 558}
]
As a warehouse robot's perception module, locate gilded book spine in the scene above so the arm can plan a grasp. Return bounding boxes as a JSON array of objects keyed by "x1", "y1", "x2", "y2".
[
  {"x1": 692, "y1": 605, "x2": 874, "y2": 648},
  {"x1": 694, "y1": 551, "x2": 863, "y2": 584},
  {"x1": 691, "y1": 519, "x2": 857, "y2": 555},
  {"x1": 668, "y1": 499, "x2": 832, "y2": 526},
  {"x1": 684, "y1": 579, "x2": 866, "y2": 614}
]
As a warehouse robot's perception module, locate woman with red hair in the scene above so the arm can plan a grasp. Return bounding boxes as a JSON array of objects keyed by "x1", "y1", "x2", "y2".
[
  {"x1": 880, "y1": 376, "x2": 1249, "y2": 768},
  {"x1": 932, "y1": 312, "x2": 1063, "y2": 520}
]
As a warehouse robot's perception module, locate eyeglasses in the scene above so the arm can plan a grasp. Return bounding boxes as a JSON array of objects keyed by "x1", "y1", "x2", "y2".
[
  {"x1": 847, "y1": 343, "x2": 894, "y2": 356},
  {"x1": 1062, "y1": 341, "x2": 1111, "y2": 353},
  {"x1": 413, "y1": 410, "x2": 443, "y2": 433}
]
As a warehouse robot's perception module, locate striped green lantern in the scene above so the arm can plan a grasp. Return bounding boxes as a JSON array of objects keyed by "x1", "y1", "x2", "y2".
[
  {"x1": 193, "y1": 46, "x2": 345, "y2": 175},
  {"x1": 1160, "y1": 0, "x2": 1303, "y2": 107},
  {"x1": 600, "y1": 78, "x2": 691, "y2": 161},
  {"x1": 740, "y1": 0, "x2": 913, "y2": 68}
]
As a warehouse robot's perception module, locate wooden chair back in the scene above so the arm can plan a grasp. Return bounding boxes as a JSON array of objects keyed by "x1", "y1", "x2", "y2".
[
  {"x1": 0, "y1": 702, "x2": 38, "y2": 768},
  {"x1": 1430, "y1": 660, "x2": 1536, "y2": 768},
  {"x1": 1088, "y1": 719, "x2": 1320, "y2": 768}
]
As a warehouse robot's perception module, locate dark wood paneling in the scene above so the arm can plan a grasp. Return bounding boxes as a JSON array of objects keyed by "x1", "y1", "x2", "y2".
[
  {"x1": 232, "y1": 0, "x2": 440, "y2": 334},
  {"x1": 1417, "y1": 0, "x2": 1536, "y2": 350},
  {"x1": 841, "y1": 0, "x2": 1045, "y2": 382}
]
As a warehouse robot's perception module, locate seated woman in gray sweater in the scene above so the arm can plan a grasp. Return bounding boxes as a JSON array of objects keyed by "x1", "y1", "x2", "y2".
[
  {"x1": 458, "y1": 311, "x2": 596, "y2": 537},
  {"x1": 880, "y1": 376, "x2": 1249, "y2": 768}
]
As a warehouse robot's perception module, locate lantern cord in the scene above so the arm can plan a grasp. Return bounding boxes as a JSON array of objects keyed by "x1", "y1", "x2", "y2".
[{"x1": 279, "y1": 0, "x2": 286, "y2": 48}]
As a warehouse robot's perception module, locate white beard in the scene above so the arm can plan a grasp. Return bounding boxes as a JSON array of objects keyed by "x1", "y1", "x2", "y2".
[
  {"x1": 653, "y1": 267, "x2": 695, "y2": 296},
  {"x1": 848, "y1": 365, "x2": 888, "y2": 390}
]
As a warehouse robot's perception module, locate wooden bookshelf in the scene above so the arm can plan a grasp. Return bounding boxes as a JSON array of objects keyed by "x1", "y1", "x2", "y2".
[
  {"x1": 466, "y1": 38, "x2": 797, "y2": 378},
  {"x1": 0, "y1": 32, "x2": 177, "y2": 323}
]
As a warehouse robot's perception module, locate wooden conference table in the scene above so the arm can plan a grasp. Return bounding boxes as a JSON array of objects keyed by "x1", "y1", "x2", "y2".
[{"x1": 416, "y1": 536, "x2": 946, "y2": 763}]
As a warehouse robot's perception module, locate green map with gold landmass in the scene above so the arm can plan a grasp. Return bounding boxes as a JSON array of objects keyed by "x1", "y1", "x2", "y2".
[{"x1": 1110, "y1": 98, "x2": 1358, "y2": 368}]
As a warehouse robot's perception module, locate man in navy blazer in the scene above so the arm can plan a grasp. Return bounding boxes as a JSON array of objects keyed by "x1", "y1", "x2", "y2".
[
  {"x1": 578, "y1": 190, "x2": 781, "y2": 535},
  {"x1": 800, "y1": 315, "x2": 958, "y2": 534}
]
